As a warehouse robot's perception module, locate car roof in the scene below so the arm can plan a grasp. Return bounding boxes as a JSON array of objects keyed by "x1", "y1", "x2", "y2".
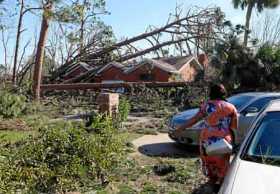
[
  {"x1": 265, "y1": 100, "x2": 280, "y2": 112},
  {"x1": 234, "y1": 92, "x2": 280, "y2": 98}
]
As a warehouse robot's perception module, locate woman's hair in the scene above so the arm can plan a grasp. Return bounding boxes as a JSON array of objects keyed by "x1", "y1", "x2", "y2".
[{"x1": 209, "y1": 83, "x2": 227, "y2": 100}]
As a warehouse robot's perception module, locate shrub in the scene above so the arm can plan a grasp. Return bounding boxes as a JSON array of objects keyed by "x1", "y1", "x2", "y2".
[
  {"x1": 0, "y1": 91, "x2": 27, "y2": 118},
  {"x1": 118, "y1": 98, "x2": 131, "y2": 122},
  {"x1": 113, "y1": 97, "x2": 131, "y2": 129},
  {"x1": 0, "y1": 115, "x2": 124, "y2": 193},
  {"x1": 88, "y1": 115, "x2": 125, "y2": 183}
]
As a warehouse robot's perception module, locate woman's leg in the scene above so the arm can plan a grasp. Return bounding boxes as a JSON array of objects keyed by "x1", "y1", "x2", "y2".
[
  {"x1": 201, "y1": 154, "x2": 231, "y2": 183},
  {"x1": 216, "y1": 154, "x2": 231, "y2": 183}
]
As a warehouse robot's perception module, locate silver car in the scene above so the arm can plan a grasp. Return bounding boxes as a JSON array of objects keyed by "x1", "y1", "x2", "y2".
[
  {"x1": 219, "y1": 99, "x2": 280, "y2": 194},
  {"x1": 168, "y1": 92, "x2": 280, "y2": 145}
]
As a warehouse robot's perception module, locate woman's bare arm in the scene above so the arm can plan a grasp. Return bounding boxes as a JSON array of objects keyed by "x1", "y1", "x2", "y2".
[{"x1": 175, "y1": 112, "x2": 203, "y2": 135}]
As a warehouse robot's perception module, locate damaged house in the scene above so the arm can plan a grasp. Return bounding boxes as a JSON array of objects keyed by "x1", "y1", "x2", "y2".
[{"x1": 92, "y1": 55, "x2": 204, "y2": 83}]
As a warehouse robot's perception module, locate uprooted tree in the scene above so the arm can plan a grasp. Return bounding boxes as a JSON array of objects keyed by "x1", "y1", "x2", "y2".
[{"x1": 49, "y1": 7, "x2": 227, "y2": 83}]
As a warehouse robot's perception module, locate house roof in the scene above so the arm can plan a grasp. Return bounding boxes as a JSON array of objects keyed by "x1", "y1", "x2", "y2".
[
  {"x1": 124, "y1": 59, "x2": 179, "y2": 74},
  {"x1": 92, "y1": 55, "x2": 203, "y2": 79},
  {"x1": 63, "y1": 62, "x2": 92, "y2": 77},
  {"x1": 96, "y1": 62, "x2": 124, "y2": 74},
  {"x1": 159, "y1": 55, "x2": 203, "y2": 71}
]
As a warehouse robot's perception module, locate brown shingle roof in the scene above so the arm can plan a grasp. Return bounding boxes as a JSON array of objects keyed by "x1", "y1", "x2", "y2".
[
  {"x1": 159, "y1": 55, "x2": 195, "y2": 70},
  {"x1": 96, "y1": 62, "x2": 124, "y2": 74},
  {"x1": 124, "y1": 59, "x2": 179, "y2": 74}
]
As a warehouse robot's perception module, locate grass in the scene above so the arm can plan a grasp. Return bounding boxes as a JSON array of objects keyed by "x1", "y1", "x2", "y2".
[
  {"x1": 0, "y1": 97, "x2": 209, "y2": 194},
  {"x1": 0, "y1": 128, "x2": 203, "y2": 193},
  {"x1": 117, "y1": 185, "x2": 137, "y2": 194},
  {"x1": 136, "y1": 128, "x2": 158, "y2": 135},
  {"x1": 102, "y1": 152, "x2": 207, "y2": 194},
  {"x1": 123, "y1": 132, "x2": 144, "y2": 143},
  {"x1": 0, "y1": 130, "x2": 36, "y2": 144}
]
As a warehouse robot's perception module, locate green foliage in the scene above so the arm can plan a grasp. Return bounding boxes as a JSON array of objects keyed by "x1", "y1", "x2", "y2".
[
  {"x1": 256, "y1": 44, "x2": 280, "y2": 85},
  {"x1": 257, "y1": 44, "x2": 280, "y2": 65},
  {"x1": 165, "y1": 160, "x2": 198, "y2": 184},
  {"x1": 209, "y1": 22, "x2": 269, "y2": 90},
  {"x1": 0, "y1": 90, "x2": 27, "y2": 118},
  {"x1": 117, "y1": 185, "x2": 137, "y2": 194},
  {"x1": 168, "y1": 192, "x2": 184, "y2": 194},
  {"x1": 88, "y1": 115, "x2": 124, "y2": 182},
  {"x1": 140, "y1": 182, "x2": 157, "y2": 194},
  {"x1": 118, "y1": 97, "x2": 131, "y2": 122},
  {"x1": 232, "y1": 0, "x2": 280, "y2": 12},
  {"x1": 0, "y1": 115, "x2": 124, "y2": 193},
  {"x1": 54, "y1": 0, "x2": 107, "y2": 23},
  {"x1": 0, "y1": 130, "x2": 35, "y2": 145}
]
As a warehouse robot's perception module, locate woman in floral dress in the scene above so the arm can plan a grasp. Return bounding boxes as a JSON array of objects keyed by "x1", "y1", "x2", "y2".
[{"x1": 175, "y1": 84, "x2": 238, "y2": 188}]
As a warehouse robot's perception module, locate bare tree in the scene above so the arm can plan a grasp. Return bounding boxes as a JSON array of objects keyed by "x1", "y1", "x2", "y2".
[
  {"x1": 252, "y1": 12, "x2": 280, "y2": 45},
  {"x1": 1, "y1": 27, "x2": 11, "y2": 75},
  {"x1": 12, "y1": 0, "x2": 41, "y2": 85},
  {"x1": 232, "y1": 0, "x2": 280, "y2": 46}
]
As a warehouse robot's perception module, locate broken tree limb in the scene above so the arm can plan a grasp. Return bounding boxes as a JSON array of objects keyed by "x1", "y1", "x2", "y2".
[
  {"x1": 115, "y1": 36, "x2": 201, "y2": 62},
  {"x1": 50, "y1": 7, "x2": 225, "y2": 82},
  {"x1": 41, "y1": 81, "x2": 208, "y2": 92}
]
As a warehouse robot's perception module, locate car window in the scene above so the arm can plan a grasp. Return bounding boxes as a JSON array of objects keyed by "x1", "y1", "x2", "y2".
[
  {"x1": 242, "y1": 112, "x2": 280, "y2": 166},
  {"x1": 243, "y1": 97, "x2": 276, "y2": 113},
  {"x1": 227, "y1": 95, "x2": 255, "y2": 110}
]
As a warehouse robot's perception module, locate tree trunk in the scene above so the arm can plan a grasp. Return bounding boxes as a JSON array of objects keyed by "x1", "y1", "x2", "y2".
[
  {"x1": 80, "y1": 17, "x2": 85, "y2": 54},
  {"x1": 1, "y1": 30, "x2": 9, "y2": 78},
  {"x1": 12, "y1": 0, "x2": 24, "y2": 85},
  {"x1": 79, "y1": 0, "x2": 86, "y2": 54},
  {"x1": 33, "y1": 4, "x2": 52, "y2": 100},
  {"x1": 244, "y1": 3, "x2": 254, "y2": 47}
]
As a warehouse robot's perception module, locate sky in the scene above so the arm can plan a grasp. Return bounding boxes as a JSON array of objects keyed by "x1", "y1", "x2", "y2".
[
  {"x1": 102, "y1": 0, "x2": 246, "y2": 38},
  {"x1": 1, "y1": 0, "x2": 280, "y2": 67}
]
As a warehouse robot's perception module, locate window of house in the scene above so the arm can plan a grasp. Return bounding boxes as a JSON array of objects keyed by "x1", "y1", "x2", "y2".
[{"x1": 140, "y1": 74, "x2": 154, "y2": 81}]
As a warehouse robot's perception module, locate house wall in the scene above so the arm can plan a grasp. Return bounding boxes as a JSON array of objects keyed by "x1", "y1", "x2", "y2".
[
  {"x1": 95, "y1": 66, "x2": 124, "y2": 82},
  {"x1": 179, "y1": 61, "x2": 198, "y2": 82},
  {"x1": 125, "y1": 64, "x2": 171, "y2": 82},
  {"x1": 94, "y1": 59, "x2": 201, "y2": 83},
  {"x1": 198, "y1": 53, "x2": 209, "y2": 69}
]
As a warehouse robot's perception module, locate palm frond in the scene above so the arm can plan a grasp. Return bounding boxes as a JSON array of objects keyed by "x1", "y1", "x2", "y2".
[{"x1": 232, "y1": 0, "x2": 243, "y2": 8}]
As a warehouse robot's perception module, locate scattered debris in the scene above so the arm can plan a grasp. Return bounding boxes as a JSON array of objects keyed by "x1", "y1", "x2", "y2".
[{"x1": 153, "y1": 164, "x2": 176, "y2": 176}]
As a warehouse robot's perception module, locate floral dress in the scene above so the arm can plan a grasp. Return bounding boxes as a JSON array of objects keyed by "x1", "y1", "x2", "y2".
[{"x1": 191, "y1": 100, "x2": 238, "y2": 182}]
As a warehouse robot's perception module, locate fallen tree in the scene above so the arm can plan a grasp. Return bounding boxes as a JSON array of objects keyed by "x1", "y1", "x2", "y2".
[
  {"x1": 50, "y1": 7, "x2": 226, "y2": 83},
  {"x1": 41, "y1": 81, "x2": 208, "y2": 92}
]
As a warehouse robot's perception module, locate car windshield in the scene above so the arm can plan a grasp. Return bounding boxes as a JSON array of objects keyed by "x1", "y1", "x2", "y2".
[
  {"x1": 242, "y1": 112, "x2": 280, "y2": 166},
  {"x1": 227, "y1": 95, "x2": 255, "y2": 110}
]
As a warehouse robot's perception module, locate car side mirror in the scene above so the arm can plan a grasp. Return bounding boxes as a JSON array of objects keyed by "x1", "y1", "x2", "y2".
[{"x1": 243, "y1": 106, "x2": 258, "y2": 116}]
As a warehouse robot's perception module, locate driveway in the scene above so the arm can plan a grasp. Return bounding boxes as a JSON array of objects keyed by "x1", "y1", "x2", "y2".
[{"x1": 132, "y1": 133, "x2": 198, "y2": 157}]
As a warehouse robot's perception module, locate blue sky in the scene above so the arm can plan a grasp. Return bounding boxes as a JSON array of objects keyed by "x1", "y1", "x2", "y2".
[
  {"x1": 102, "y1": 0, "x2": 246, "y2": 38},
  {"x1": 1, "y1": 0, "x2": 280, "y2": 67}
]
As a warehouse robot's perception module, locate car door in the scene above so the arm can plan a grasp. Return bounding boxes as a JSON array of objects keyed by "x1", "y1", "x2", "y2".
[{"x1": 238, "y1": 96, "x2": 278, "y2": 142}]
